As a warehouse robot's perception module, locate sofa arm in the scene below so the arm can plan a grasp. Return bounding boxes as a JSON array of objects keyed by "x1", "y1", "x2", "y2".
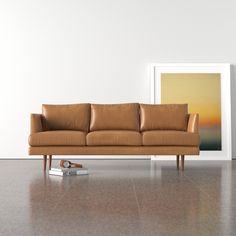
[
  {"x1": 30, "y1": 114, "x2": 43, "y2": 134},
  {"x1": 187, "y1": 114, "x2": 199, "y2": 133}
]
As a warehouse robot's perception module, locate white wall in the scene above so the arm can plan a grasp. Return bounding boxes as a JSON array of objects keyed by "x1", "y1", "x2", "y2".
[{"x1": 0, "y1": 0, "x2": 236, "y2": 157}]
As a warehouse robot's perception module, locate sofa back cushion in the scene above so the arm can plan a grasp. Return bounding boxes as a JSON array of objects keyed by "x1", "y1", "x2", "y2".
[
  {"x1": 90, "y1": 103, "x2": 139, "y2": 131},
  {"x1": 42, "y1": 104, "x2": 90, "y2": 131},
  {"x1": 140, "y1": 104, "x2": 188, "y2": 131}
]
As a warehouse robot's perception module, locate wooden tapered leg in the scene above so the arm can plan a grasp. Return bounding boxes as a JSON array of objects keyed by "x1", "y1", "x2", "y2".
[
  {"x1": 43, "y1": 155, "x2": 47, "y2": 172},
  {"x1": 181, "y1": 155, "x2": 185, "y2": 171},
  {"x1": 176, "y1": 155, "x2": 180, "y2": 170},
  {"x1": 49, "y1": 155, "x2": 52, "y2": 170}
]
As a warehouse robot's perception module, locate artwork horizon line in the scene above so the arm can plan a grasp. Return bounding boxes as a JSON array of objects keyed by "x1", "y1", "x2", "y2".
[
  {"x1": 199, "y1": 126, "x2": 221, "y2": 151},
  {"x1": 200, "y1": 123, "x2": 221, "y2": 128}
]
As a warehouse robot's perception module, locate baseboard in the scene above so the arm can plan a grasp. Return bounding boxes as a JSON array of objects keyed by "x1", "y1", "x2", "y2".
[
  {"x1": 151, "y1": 155, "x2": 234, "y2": 161},
  {"x1": 0, "y1": 156, "x2": 235, "y2": 160},
  {"x1": 0, "y1": 156, "x2": 151, "y2": 160}
]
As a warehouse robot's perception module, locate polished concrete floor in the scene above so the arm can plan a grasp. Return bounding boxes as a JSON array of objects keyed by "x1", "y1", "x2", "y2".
[{"x1": 0, "y1": 159, "x2": 235, "y2": 236}]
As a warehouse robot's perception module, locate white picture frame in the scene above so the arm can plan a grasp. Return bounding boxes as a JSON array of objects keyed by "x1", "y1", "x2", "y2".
[{"x1": 150, "y1": 63, "x2": 231, "y2": 160}]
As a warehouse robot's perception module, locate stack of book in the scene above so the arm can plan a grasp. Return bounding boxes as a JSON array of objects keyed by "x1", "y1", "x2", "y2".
[{"x1": 49, "y1": 167, "x2": 89, "y2": 176}]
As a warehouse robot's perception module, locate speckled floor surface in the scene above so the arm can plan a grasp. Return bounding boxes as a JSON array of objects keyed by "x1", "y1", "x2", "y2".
[{"x1": 0, "y1": 159, "x2": 235, "y2": 236}]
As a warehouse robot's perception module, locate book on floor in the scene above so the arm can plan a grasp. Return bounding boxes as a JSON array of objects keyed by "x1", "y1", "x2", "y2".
[{"x1": 49, "y1": 167, "x2": 89, "y2": 176}]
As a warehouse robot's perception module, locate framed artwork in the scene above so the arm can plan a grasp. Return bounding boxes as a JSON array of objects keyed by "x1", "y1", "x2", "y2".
[{"x1": 150, "y1": 63, "x2": 231, "y2": 160}]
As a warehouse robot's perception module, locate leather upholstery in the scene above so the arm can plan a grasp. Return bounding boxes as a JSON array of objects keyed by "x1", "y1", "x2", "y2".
[
  {"x1": 90, "y1": 103, "x2": 139, "y2": 131},
  {"x1": 87, "y1": 130, "x2": 142, "y2": 146},
  {"x1": 29, "y1": 131, "x2": 86, "y2": 146},
  {"x1": 30, "y1": 114, "x2": 43, "y2": 134},
  {"x1": 42, "y1": 104, "x2": 90, "y2": 131},
  {"x1": 140, "y1": 104, "x2": 188, "y2": 131},
  {"x1": 142, "y1": 130, "x2": 200, "y2": 146},
  {"x1": 29, "y1": 146, "x2": 199, "y2": 155},
  {"x1": 187, "y1": 114, "x2": 199, "y2": 133},
  {"x1": 29, "y1": 103, "x2": 200, "y2": 156}
]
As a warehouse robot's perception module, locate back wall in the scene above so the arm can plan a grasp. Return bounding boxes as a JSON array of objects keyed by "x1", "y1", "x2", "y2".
[{"x1": 0, "y1": 0, "x2": 235, "y2": 158}]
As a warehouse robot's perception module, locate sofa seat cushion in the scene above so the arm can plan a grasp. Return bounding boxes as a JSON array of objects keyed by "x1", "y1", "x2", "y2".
[
  {"x1": 29, "y1": 131, "x2": 86, "y2": 146},
  {"x1": 87, "y1": 130, "x2": 142, "y2": 146},
  {"x1": 142, "y1": 130, "x2": 200, "y2": 146}
]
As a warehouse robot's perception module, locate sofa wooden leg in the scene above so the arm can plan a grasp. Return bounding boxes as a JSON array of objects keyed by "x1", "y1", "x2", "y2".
[
  {"x1": 181, "y1": 155, "x2": 185, "y2": 171},
  {"x1": 43, "y1": 155, "x2": 47, "y2": 171},
  {"x1": 49, "y1": 155, "x2": 52, "y2": 170},
  {"x1": 176, "y1": 155, "x2": 180, "y2": 170}
]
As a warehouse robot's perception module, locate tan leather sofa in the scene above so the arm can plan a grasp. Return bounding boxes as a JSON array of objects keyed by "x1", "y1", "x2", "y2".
[{"x1": 28, "y1": 103, "x2": 200, "y2": 171}]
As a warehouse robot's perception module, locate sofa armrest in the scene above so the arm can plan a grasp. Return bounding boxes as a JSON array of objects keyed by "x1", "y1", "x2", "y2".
[
  {"x1": 187, "y1": 114, "x2": 199, "y2": 133},
  {"x1": 30, "y1": 114, "x2": 43, "y2": 134}
]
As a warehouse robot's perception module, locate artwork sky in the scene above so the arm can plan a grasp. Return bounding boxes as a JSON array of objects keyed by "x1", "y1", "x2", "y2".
[{"x1": 161, "y1": 73, "x2": 221, "y2": 150}]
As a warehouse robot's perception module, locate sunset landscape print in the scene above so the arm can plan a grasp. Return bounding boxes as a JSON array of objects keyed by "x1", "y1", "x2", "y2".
[{"x1": 161, "y1": 73, "x2": 221, "y2": 150}]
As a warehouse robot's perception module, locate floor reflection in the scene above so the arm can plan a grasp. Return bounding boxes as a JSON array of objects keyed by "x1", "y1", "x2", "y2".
[{"x1": 26, "y1": 160, "x2": 236, "y2": 236}]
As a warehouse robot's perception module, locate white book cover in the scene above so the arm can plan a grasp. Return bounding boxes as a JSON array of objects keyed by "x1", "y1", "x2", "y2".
[
  {"x1": 49, "y1": 171, "x2": 65, "y2": 176},
  {"x1": 49, "y1": 168, "x2": 89, "y2": 176},
  {"x1": 51, "y1": 167, "x2": 88, "y2": 172}
]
